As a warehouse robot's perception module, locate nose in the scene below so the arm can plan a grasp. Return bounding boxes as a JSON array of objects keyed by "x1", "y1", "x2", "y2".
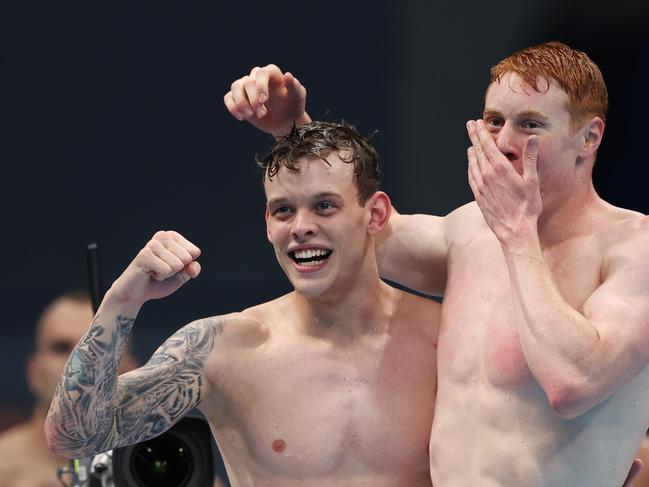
[
  {"x1": 494, "y1": 123, "x2": 519, "y2": 162},
  {"x1": 291, "y1": 208, "x2": 317, "y2": 242}
]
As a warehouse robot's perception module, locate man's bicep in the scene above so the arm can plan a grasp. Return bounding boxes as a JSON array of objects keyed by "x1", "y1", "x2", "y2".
[
  {"x1": 110, "y1": 317, "x2": 222, "y2": 448},
  {"x1": 376, "y1": 211, "x2": 448, "y2": 296},
  {"x1": 583, "y1": 258, "x2": 649, "y2": 380}
]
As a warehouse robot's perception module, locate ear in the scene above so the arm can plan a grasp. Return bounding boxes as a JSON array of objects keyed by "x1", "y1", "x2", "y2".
[
  {"x1": 265, "y1": 206, "x2": 272, "y2": 243},
  {"x1": 366, "y1": 191, "x2": 391, "y2": 236},
  {"x1": 578, "y1": 116, "x2": 605, "y2": 158}
]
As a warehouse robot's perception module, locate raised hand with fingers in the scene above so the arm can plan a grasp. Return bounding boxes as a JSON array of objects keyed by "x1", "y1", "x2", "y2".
[
  {"x1": 224, "y1": 64, "x2": 311, "y2": 138},
  {"x1": 466, "y1": 119, "x2": 542, "y2": 243},
  {"x1": 111, "y1": 230, "x2": 202, "y2": 305}
]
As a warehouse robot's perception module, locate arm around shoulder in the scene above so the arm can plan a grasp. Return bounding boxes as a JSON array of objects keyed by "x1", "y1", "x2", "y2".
[{"x1": 376, "y1": 207, "x2": 449, "y2": 296}]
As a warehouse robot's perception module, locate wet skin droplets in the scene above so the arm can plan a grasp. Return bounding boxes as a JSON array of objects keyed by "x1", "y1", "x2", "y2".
[{"x1": 272, "y1": 439, "x2": 286, "y2": 453}]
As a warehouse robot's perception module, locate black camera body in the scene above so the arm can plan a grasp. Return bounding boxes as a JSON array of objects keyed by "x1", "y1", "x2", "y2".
[
  {"x1": 112, "y1": 416, "x2": 216, "y2": 487},
  {"x1": 74, "y1": 411, "x2": 229, "y2": 487}
]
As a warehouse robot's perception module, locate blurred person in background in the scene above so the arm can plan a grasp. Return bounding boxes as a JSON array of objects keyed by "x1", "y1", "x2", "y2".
[{"x1": 0, "y1": 291, "x2": 139, "y2": 487}]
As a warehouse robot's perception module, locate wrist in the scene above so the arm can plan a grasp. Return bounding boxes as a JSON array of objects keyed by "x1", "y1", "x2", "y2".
[
  {"x1": 499, "y1": 219, "x2": 540, "y2": 254},
  {"x1": 271, "y1": 112, "x2": 312, "y2": 139},
  {"x1": 296, "y1": 112, "x2": 312, "y2": 127},
  {"x1": 103, "y1": 285, "x2": 147, "y2": 313}
]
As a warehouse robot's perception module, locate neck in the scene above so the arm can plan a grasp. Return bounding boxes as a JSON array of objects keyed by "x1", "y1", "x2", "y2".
[
  {"x1": 292, "y1": 267, "x2": 396, "y2": 342},
  {"x1": 538, "y1": 177, "x2": 600, "y2": 247}
]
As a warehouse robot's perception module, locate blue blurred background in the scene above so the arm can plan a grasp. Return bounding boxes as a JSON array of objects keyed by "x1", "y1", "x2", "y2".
[{"x1": 2, "y1": 0, "x2": 648, "y2": 418}]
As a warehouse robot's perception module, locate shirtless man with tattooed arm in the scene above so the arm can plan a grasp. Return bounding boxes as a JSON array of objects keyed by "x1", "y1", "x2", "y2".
[
  {"x1": 225, "y1": 42, "x2": 649, "y2": 486},
  {"x1": 45, "y1": 122, "x2": 439, "y2": 486}
]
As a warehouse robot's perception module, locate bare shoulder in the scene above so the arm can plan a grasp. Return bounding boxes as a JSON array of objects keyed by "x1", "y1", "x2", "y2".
[
  {"x1": 393, "y1": 289, "x2": 441, "y2": 341},
  {"x1": 242, "y1": 293, "x2": 294, "y2": 331},
  {"x1": 0, "y1": 424, "x2": 28, "y2": 456},
  {"x1": 0, "y1": 425, "x2": 31, "y2": 472},
  {"x1": 447, "y1": 201, "x2": 481, "y2": 221},
  {"x1": 599, "y1": 208, "x2": 649, "y2": 266},
  {"x1": 445, "y1": 201, "x2": 487, "y2": 239},
  {"x1": 200, "y1": 296, "x2": 287, "y2": 355},
  {"x1": 197, "y1": 310, "x2": 267, "y2": 353}
]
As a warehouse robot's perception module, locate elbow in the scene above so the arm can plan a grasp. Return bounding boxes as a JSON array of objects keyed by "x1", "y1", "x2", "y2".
[
  {"x1": 546, "y1": 382, "x2": 598, "y2": 420},
  {"x1": 44, "y1": 415, "x2": 75, "y2": 457},
  {"x1": 548, "y1": 391, "x2": 583, "y2": 419},
  {"x1": 44, "y1": 415, "x2": 72, "y2": 457},
  {"x1": 44, "y1": 413, "x2": 103, "y2": 459}
]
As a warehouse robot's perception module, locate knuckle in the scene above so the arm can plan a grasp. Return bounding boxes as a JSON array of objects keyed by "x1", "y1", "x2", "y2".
[
  {"x1": 138, "y1": 247, "x2": 154, "y2": 260},
  {"x1": 243, "y1": 77, "x2": 256, "y2": 90},
  {"x1": 231, "y1": 78, "x2": 244, "y2": 91},
  {"x1": 157, "y1": 231, "x2": 172, "y2": 243},
  {"x1": 146, "y1": 239, "x2": 159, "y2": 251}
]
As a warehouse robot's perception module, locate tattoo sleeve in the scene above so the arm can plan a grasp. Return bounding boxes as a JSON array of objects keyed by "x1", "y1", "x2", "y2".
[{"x1": 47, "y1": 316, "x2": 222, "y2": 457}]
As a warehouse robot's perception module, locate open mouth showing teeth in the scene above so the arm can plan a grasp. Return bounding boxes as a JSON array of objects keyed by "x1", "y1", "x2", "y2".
[{"x1": 290, "y1": 249, "x2": 333, "y2": 267}]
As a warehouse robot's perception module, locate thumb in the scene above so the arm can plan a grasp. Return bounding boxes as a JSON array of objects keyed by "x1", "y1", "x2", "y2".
[
  {"x1": 284, "y1": 72, "x2": 306, "y2": 100},
  {"x1": 182, "y1": 261, "x2": 201, "y2": 280},
  {"x1": 523, "y1": 136, "x2": 539, "y2": 180}
]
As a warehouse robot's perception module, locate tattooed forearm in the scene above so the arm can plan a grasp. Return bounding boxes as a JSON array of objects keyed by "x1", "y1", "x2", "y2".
[{"x1": 47, "y1": 316, "x2": 222, "y2": 457}]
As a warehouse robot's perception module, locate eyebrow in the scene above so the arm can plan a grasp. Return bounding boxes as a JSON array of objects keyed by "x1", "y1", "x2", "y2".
[
  {"x1": 267, "y1": 192, "x2": 343, "y2": 206},
  {"x1": 312, "y1": 192, "x2": 342, "y2": 200},
  {"x1": 483, "y1": 107, "x2": 549, "y2": 120}
]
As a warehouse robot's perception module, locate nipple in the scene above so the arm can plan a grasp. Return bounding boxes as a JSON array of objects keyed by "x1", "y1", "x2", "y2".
[{"x1": 272, "y1": 439, "x2": 286, "y2": 453}]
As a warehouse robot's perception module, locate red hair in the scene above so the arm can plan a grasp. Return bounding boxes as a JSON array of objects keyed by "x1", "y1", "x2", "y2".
[{"x1": 490, "y1": 41, "x2": 608, "y2": 130}]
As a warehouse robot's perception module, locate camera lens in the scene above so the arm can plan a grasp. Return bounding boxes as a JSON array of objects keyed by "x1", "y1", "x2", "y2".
[
  {"x1": 112, "y1": 416, "x2": 218, "y2": 487},
  {"x1": 131, "y1": 436, "x2": 193, "y2": 486}
]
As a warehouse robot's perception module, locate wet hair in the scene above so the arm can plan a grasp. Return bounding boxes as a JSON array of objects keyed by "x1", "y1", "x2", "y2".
[
  {"x1": 490, "y1": 41, "x2": 608, "y2": 130},
  {"x1": 256, "y1": 120, "x2": 380, "y2": 205}
]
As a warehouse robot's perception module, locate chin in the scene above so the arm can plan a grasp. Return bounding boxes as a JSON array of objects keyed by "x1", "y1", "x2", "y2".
[{"x1": 291, "y1": 279, "x2": 332, "y2": 299}]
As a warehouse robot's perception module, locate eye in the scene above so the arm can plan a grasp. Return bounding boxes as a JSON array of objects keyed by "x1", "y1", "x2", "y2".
[
  {"x1": 485, "y1": 117, "x2": 503, "y2": 130},
  {"x1": 316, "y1": 201, "x2": 336, "y2": 213},
  {"x1": 274, "y1": 206, "x2": 290, "y2": 214},
  {"x1": 50, "y1": 341, "x2": 74, "y2": 355},
  {"x1": 317, "y1": 201, "x2": 332, "y2": 210},
  {"x1": 521, "y1": 120, "x2": 543, "y2": 130},
  {"x1": 271, "y1": 206, "x2": 293, "y2": 220}
]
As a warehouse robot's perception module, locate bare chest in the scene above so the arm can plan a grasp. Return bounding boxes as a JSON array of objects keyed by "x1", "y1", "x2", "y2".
[
  {"x1": 207, "y1": 333, "x2": 435, "y2": 477},
  {"x1": 439, "y1": 230, "x2": 602, "y2": 388}
]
